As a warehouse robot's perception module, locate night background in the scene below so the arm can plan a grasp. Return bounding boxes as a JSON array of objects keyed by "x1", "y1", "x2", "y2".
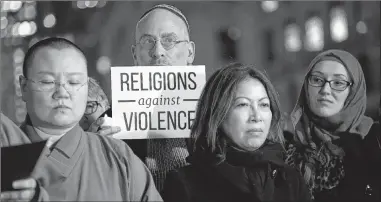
[{"x1": 1, "y1": 1, "x2": 379, "y2": 125}]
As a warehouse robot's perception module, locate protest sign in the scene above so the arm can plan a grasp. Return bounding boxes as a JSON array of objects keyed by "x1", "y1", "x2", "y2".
[{"x1": 111, "y1": 66, "x2": 205, "y2": 139}]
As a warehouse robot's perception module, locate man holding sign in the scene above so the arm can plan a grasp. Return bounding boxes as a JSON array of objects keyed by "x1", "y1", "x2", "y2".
[{"x1": 125, "y1": 4, "x2": 198, "y2": 192}]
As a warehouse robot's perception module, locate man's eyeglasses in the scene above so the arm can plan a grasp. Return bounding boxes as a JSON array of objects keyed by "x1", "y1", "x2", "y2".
[
  {"x1": 138, "y1": 35, "x2": 188, "y2": 50},
  {"x1": 84, "y1": 101, "x2": 102, "y2": 115},
  {"x1": 307, "y1": 75, "x2": 352, "y2": 91},
  {"x1": 26, "y1": 78, "x2": 88, "y2": 93}
]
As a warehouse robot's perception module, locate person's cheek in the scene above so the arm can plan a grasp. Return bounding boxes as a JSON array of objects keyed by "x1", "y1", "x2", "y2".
[
  {"x1": 308, "y1": 89, "x2": 318, "y2": 110},
  {"x1": 173, "y1": 49, "x2": 188, "y2": 65},
  {"x1": 34, "y1": 93, "x2": 51, "y2": 117},
  {"x1": 140, "y1": 50, "x2": 151, "y2": 63}
]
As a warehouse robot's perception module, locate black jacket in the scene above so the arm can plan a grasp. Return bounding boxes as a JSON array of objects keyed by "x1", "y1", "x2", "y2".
[
  {"x1": 315, "y1": 122, "x2": 380, "y2": 202},
  {"x1": 285, "y1": 122, "x2": 381, "y2": 202},
  {"x1": 162, "y1": 142, "x2": 311, "y2": 202}
]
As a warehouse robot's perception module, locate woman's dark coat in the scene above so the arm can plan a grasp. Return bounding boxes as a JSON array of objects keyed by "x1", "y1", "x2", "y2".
[
  {"x1": 162, "y1": 143, "x2": 311, "y2": 202},
  {"x1": 285, "y1": 122, "x2": 380, "y2": 202}
]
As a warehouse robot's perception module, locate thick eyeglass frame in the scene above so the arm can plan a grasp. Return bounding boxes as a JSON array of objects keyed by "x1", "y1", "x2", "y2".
[
  {"x1": 84, "y1": 101, "x2": 104, "y2": 116},
  {"x1": 307, "y1": 74, "x2": 352, "y2": 91}
]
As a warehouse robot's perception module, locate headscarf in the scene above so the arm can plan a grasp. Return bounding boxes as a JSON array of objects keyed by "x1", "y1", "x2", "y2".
[
  {"x1": 289, "y1": 49, "x2": 373, "y2": 192},
  {"x1": 292, "y1": 49, "x2": 373, "y2": 148}
]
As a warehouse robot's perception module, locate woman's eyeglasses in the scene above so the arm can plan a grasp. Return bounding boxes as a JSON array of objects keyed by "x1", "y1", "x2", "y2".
[{"x1": 307, "y1": 75, "x2": 352, "y2": 91}]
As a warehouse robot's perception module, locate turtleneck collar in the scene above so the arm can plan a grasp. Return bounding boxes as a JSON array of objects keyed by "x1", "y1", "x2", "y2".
[
  {"x1": 225, "y1": 141, "x2": 285, "y2": 168},
  {"x1": 187, "y1": 140, "x2": 285, "y2": 168}
]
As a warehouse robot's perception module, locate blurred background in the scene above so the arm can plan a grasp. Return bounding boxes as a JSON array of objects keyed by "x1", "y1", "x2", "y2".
[{"x1": 1, "y1": 1, "x2": 380, "y2": 125}]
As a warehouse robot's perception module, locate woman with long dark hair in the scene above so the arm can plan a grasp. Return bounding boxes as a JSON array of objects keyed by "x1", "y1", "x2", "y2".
[{"x1": 162, "y1": 63, "x2": 311, "y2": 202}]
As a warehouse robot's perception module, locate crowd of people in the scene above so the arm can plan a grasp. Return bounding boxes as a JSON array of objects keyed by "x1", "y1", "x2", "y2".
[{"x1": 1, "y1": 4, "x2": 380, "y2": 202}]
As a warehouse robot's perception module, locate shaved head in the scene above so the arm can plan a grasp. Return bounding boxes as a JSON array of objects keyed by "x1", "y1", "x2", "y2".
[{"x1": 135, "y1": 8, "x2": 190, "y2": 43}]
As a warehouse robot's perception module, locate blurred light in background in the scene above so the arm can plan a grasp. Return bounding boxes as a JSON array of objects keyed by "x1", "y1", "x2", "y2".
[
  {"x1": 85, "y1": 1, "x2": 98, "y2": 8},
  {"x1": 9, "y1": 1, "x2": 23, "y2": 12},
  {"x1": 77, "y1": 1, "x2": 86, "y2": 9},
  {"x1": 1, "y1": 1, "x2": 10, "y2": 12},
  {"x1": 330, "y1": 7, "x2": 348, "y2": 43},
  {"x1": 261, "y1": 1, "x2": 278, "y2": 13},
  {"x1": 13, "y1": 48, "x2": 24, "y2": 64},
  {"x1": 75, "y1": 1, "x2": 104, "y2": 9},
  {"x1": 12, "y1": 22, "x2": 20, "y2": 37},
  {"x1": 356, "y1": 21, "x2": 368, "y2": 34},
  {"x1": 43, "y1": 13, "x2": 56, "y2": 28},
  {"x1": 284, "y1": 23, "x2": 302, "y2": 52},
  {"x1": 14, "y1": 65, "x2": 23, "y2": 76},
  {"x1": 23, "y1": 4, "x2": 37, "y2": 20},
  {"x1": 227, "y1": 26, "x2": 241, "y2": 41},
  {"x1": 29, "y1": 21, "x2": 37, "y2": 35},
  {"x1": 304, "y1": 16, "x2": 324, "y2": 51},
  {"x1": 1, "y1": 16, "x2": 8, "y2": 29},
  {"x1": 1, "y1": 29, "x2": 7, "y2": 38},
  {"x1": 18, "y1": 21, "x2": 33, "y2": 36},
  {"x1": 97, "y1": 56, "x2": 111, "y2": 75},
  {"x1": 97, "y1": 1, "x2": 107, "y2": 8}
]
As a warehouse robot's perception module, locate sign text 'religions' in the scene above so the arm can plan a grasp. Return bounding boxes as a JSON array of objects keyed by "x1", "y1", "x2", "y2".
[{"x1": 111, "y1": 66, "x2": 206, "y2": 139}]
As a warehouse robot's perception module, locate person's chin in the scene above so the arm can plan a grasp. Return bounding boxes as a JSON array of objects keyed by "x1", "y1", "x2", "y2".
[
  {"x1": 51, "y1": 121, "x2": 76, "y2": 129},
  {"x1": 246, "y1": 139, "x2": 264, "y2": 150},
  {"x1": 316, "y1": 108, "x2": 337, "y2": 117},
  {"x1": 50, "y1": 114, "x2": 76, "y2": 126}
]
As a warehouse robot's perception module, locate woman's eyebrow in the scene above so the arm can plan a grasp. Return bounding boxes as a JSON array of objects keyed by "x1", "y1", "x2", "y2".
[
  {"x1": 333, "y1": 74, "x2": 348, "y2": 79},
  {"x1": 310, "y1": 71, "x2": 323, "y2": 75}
]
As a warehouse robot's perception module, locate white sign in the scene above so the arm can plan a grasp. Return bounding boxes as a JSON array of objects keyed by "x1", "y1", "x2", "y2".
[{"x1": 110, "y1": 66, "x2": 206, "y2": 139}]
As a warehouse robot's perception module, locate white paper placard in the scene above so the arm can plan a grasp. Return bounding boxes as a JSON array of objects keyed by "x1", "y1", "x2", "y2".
[{"x1": 110, "y1": 66, "x2": 206, "y2": 139}]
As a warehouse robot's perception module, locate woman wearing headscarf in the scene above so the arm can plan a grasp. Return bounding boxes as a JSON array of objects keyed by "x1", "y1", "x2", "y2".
[
  {"x1": 162, "y1": 63, "x2": 311, "y2": 202},
  {"x1": 284, "y1": 49, "x2": 379, "y2": 202}
]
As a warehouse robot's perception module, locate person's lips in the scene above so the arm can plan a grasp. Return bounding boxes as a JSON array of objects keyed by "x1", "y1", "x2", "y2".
[
  {"x1": 247, "y1": 128, "x2": 263, "y2": 136},
  {"x1": 317, "y1": 98, "x2": 333, "y2": 104},
  {"x1": 54, "y1": 105, "x2": 71, "y2": 109},
  {"x1": 150, "y1": 60, "x2": 170, "y2": 66}
]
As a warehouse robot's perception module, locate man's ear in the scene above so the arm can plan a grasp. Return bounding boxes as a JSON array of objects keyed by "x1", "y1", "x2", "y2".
[
  {"x1": 19, "y1": 75, "x2": 28, "y2": 102},
  {"x1": 131, "y1": 45, "x2": 138, "y2": 66},
  {"x1": 186, "y1": 41, "x2": 195, "y2": 65}
]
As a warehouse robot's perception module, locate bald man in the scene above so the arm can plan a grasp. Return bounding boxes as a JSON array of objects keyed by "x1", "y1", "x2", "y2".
[
  {"x1": 128, "y1": 4, "x2": 196, "y2": 192},
  {"x1": 1, "y1": 37, "x2": 162, "y2": 201}
]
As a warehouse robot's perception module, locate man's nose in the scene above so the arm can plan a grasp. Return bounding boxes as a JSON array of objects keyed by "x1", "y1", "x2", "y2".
[
  {"x1": 53, "y1": 83, "x2": 70, "y2": 98},
  {"x1": 149, "y1": 40, "x2": 166, "y2": 59}
]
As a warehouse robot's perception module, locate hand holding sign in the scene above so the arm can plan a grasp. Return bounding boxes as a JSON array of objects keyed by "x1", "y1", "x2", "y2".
[
  {"x1": 88, "y1": 115, "x2": 121, "y2": 136},
  {"x1": 111, "y1": 66, "x2": 205, "y2": 139}
]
